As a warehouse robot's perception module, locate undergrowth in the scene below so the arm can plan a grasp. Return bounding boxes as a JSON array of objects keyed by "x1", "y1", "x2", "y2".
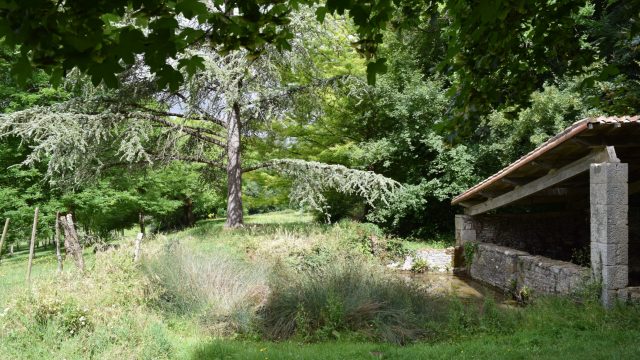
[
  {"x1": 2, "y1": 213, "x2": 640, "y2": 359},
  {"x1": 0, "y1": 245, "x2": 174, "y2": 359}
]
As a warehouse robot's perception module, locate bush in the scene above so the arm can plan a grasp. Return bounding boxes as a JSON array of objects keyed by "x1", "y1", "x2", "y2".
[
  {"x1": 333, "y1": 220, "x2": 408, "y2": 260},
  {"x1": 34, "y1": 299, "x2": 92, "y2": 336},
  {"x1": 259, "y1": 256, "x2": 448, "y2": 344}
]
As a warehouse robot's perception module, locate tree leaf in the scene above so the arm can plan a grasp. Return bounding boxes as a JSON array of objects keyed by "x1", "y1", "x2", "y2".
[
  {"x1": 176, "y1": 0, "x2": 208, "y2": 20},
  {"x1": 178, "y1": 56, "x2": 205, "y2": 77}
]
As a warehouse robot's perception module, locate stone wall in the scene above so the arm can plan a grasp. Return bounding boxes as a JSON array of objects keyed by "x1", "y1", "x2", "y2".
[
  {"x1": 388, "y1": 248, "x2": 455, "y2": 272},
  {"x1": 415, "y1": 248, "x2": 454, "y2": 272},
  {"x1": 469, "y1": 242, "x2": 591, "y2": 295},
  {"x1": 471, "y1": 212, "x2": 589, "y2": 262}
]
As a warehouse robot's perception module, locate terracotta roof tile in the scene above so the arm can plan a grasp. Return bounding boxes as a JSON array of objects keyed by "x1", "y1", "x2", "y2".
[{"x1": 451, "y1": 116, "x2": 639, "y2": 205}]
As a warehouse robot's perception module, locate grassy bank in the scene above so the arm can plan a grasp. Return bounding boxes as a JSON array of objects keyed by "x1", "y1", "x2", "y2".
[{"x1": 1, "y1": 210, "x2": 640, "y2": 359}]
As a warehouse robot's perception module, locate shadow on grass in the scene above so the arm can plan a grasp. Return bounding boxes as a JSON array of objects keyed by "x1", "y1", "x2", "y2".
[
  {"x1": 190, "y1": 340, "x2": 401, "y2": 360},
  {"x1": 0, "y1": 242, "x2": 57, "y2": 264}
]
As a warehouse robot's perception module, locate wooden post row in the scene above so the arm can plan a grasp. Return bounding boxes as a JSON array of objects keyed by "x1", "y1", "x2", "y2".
[{"x1": 26, "y1": 207, "x2": 39, "y2": 283}]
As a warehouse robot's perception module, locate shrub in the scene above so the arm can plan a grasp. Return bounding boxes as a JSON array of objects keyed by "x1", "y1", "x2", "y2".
[
  {"x1": 333, "y1": 220, "x2": 408, "y2": 261},
  {"x1": 259, "y1": 256, "x2": 448, "y2": 344},
  {"x1": 570, "y1": 245, "x2": 590, "y2": 267},
  {"x1": 310, "y1": 190, "x2": 365, "y2": 223}
]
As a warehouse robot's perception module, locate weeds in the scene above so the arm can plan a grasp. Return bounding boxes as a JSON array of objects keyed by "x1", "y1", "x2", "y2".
[
  {"x1": 3, "y1": 212, "x2": 640, "y2": 360},
  {"x1": 463, "y1": 242, "x2": 478, "y2": 267},
  {"x1": 411, "y1": 258, "x2": 429, "y2": 273}
]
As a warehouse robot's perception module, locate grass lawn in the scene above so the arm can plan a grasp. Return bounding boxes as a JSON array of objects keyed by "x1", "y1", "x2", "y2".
[
  {"x1": 1, "y1": 210, "x2": 640, "y2": 359},
  {"x1": 192, "y1": 328, "x2": 640, "y2": 360}
]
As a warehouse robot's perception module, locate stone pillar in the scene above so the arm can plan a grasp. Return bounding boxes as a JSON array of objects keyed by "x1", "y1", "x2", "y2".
[
  {"x1": 455, "y1": 214, "x2": 476, "y2": 246},
  {"x1": 590, "y1": 162, "x2": 629, "y2": 307}
]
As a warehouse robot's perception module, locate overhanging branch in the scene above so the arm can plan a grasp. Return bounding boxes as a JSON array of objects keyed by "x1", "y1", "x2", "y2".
[
  {"x1": 138, "y1": 114, "x2": 227, "y2": 149},
  {"x1": 242, "y1": 161, "x2": 273, "y2": 173}
]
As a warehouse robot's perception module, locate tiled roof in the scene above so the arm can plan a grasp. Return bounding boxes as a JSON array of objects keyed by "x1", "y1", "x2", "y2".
[{"x1": 451, "y1": 116, "x2": 640, "y2": 205}]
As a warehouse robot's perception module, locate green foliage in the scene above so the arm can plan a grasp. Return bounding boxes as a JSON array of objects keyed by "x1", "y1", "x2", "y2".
[
  {"x1": 3, "y1": 213, "x2": 640, "y2": 359},
  {"x1": 34, "y1": 299, "x2": 92, "y2": 336},
  {"x1": 388, "y1": 1, "x2": 640, "y2": 124},
  {"x1": 0, "y1": 245, "x2": 175, "y2": 359},
  {"x1": 271, "y1": 159, "x2": 401, "y2": 223},
  {"x1": 332, "y1": 220, "x2": 408, "y2": 260},
  {"x1": 506, "y1": 278, "x2": 535, "y2": 306},
  {"x1": 475, "y1": 82, "x2": 597, "y2": 177},
  {"x1": 570, "y1": 245, "x2": 591, "y2": 268},
  {"x1": 463, "y1": 242, "x2": 478, "y2": 267},
  {"x1": 0, "y1": 1, "x2": 397, "y2": 89},
  {"x1": 0, "y1": 49, "x2": 71, "y2": 247},
  {"x1": 4, "y1": 0, "x2": 638, "y2": 126},
  {"x1": 410, "y1": 258, "x2": 428, "y2": 273},
  {"x1": 310, "y1": 190, "x2": 366, "y2": 223}
]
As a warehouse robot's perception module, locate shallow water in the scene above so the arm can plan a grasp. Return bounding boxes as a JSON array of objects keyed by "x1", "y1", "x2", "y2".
[{"x1": 402, "y1": 271, "x2": 509, "y2": 304}]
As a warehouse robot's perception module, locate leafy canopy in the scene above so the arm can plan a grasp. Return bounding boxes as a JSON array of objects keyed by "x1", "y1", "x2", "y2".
[{"x1": 0, "y1": 0, "x2": 395, "y2": 88}]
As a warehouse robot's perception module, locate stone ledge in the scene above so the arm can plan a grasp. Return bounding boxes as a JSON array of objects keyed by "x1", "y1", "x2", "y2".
[{"x1": 469, "y1": 242, "x2": 590, "y2": 295}]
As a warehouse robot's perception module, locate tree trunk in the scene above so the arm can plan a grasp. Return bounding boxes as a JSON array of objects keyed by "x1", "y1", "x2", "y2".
[
  {"x1": 0, "y1": 218, "x2": 9, "y2": 263},
  {"x1": 59, "y1": 213, "x2": 85, "y2": 272},
  {"x1": 185, "y1": 198, "x2": 195, "y2": 227},
  {"x1": 225, "y1": 101, "x2": 244, "y2": 228},
  {"x1": 138, "y1": 211, "x2": 145, "y2": 235}
]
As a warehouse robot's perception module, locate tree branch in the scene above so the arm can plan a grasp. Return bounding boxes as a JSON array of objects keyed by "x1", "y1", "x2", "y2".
[
  {"x1": 136, "y1": 113, "x2": 227, "y2": 149},
  {"x1": 259, "y1": 75, "x2": 349, "y2": 104},
  {"x1": 123, "y1": 101, "x2": 226, "y2": 128},
  {"x1": 165, "y1": 155, "x2": 226, "y2": 170},
  {"x1": 172, "y1": 93, "x2": 227, "y2": 128},
  {"x1": 242, "y1": 161, "x2": 274, "y2": 173}
]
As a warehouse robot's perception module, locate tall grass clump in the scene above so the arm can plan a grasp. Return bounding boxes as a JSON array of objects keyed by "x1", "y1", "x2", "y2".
[
  {"x1": 142, "y1": 241, "x2": 269, "y2": 335},
  {"x1": 259, "y1": 255, "x2": 448, "y2": 344}
]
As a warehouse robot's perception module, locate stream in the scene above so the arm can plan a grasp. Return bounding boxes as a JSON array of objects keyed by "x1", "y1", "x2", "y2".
[{"x1": 402, "y1": 271, "x2": 510, "y2": 304}]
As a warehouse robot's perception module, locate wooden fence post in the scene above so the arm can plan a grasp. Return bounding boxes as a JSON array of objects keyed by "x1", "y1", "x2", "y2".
[
  {"x1": 0, "y1": 218, "x2": 9, "y2": 263},
  {"x1": 26, "y1": 207, "x2": 39, "y2": 283},
  {"x1": 55, "y1": 212, "x2": 63, "y2": 273},
  {"x1": 133, "y1": 232, "x2": 143, "y2": 262}
]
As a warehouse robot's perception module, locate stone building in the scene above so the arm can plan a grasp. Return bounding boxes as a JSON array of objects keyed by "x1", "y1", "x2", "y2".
[{"x1": 452, "y1": 116, "x2": 640, "y2": 307}]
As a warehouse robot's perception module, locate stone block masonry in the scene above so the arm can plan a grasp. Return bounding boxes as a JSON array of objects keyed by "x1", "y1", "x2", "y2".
[
  {"x1": 468, "y1": 242, "x2": 591, "y2": 295},
  {"x1": 415, "y1": 248, "x2": 454, "y2": 272},
  {"x1": 455, "y1": 212, "x2": 590, "y2": 263},
  {"x1": 590, "y1": 162, "x2": 629, "y2": 307}
]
